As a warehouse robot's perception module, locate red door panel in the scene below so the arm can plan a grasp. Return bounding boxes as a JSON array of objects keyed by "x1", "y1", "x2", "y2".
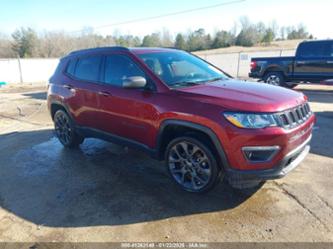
[{"x1": 97, "y1": 84, "x2": 159, "y2": 147}]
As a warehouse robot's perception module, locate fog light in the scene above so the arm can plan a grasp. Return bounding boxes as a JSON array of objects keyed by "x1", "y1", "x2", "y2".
[{"x1": 242, "y1": 146, "x2": 280, "y2": 163}]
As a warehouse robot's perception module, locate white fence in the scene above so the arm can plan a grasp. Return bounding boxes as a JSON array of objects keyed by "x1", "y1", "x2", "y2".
[
  {"x1": 0, "y1": 58, "x2": 59, "y2": 83},
  {"x1": 0, "y1": 49, "x2": 295, "y2": 84}
]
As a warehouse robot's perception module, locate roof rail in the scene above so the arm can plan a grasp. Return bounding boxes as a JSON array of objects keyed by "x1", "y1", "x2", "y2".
[{"x1": 68, "y1": 46, "x2": 129, "y2": 56}]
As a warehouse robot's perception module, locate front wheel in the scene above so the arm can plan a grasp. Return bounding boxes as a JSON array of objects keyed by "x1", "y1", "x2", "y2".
[{"x1": 165, "y1": 136, "x2": 221, "y2": 193}]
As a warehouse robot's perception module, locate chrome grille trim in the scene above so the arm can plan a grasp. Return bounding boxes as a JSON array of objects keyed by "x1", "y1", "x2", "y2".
[{"x1": 277, "y1": 103, "x2": 312, "y2": 129}]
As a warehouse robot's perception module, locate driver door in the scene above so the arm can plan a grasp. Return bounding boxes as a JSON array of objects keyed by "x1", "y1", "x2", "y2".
[{"x1": 97, "y1": 53, "x2": 159, "y2": 146}]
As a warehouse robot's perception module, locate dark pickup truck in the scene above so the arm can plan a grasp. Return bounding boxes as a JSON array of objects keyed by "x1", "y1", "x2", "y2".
[{"x1": 249, "y1": 40, "x2": 333, "y2": 88}]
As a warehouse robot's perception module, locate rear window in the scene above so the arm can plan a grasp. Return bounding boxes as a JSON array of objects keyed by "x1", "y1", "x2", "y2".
[
  {"x1": 66, "y1": 59, "x2": 77, "y2": 75},
  {"x1": 74, "y1": 56, "x2": 102, "y2": 82}
]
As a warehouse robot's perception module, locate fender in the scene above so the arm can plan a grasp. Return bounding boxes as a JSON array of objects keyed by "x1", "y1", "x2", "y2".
[
  {"x1": 262, "y1": 64, "x2": 288, "y2": 78},
  {"x1": 156, "y1": 119, "x2": 231, "y2": 170},
  {"x1": 49, "y1": 100, "x2": 74, "y2": 121}
]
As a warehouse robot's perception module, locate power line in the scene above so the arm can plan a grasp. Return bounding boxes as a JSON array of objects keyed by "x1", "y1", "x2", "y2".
[{"x1": 70, "y1": 0, "x2": 246, "y2": 34}]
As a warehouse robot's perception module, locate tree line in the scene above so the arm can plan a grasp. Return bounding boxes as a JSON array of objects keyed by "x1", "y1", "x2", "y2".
[{"x1": 0, "y1": 17, "x2": 313, "y2": 58}]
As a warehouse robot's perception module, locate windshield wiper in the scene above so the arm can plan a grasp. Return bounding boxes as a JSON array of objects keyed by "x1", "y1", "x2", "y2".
[
  {"x1": 205, "y1": 77, "x2": 225, "y2": 83},
  {"x1": 170, "y1": 81, "x2": 202, "y2": 87},
  {"x1": 171, "y1": 77, "x2": 225, "y2": 87}
]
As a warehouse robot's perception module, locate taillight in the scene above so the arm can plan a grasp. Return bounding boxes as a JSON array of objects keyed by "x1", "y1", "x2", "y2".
[{"x1": 250, "y1": 61, "x2": 257, "y2": 70}]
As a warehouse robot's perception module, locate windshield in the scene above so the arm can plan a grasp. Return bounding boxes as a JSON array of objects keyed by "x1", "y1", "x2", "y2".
[{"x1": 137, "y1": 51, "x2": 229, "y2": 88}]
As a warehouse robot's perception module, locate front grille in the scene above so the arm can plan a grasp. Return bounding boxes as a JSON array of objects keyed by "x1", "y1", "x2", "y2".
[{"x1": 278, "y1": 103, "x2": 312, "y2": 129}]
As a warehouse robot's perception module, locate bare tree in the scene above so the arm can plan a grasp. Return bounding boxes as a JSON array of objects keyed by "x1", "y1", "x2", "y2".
[
  {"x1": 160, "y1": 28, "x2": 173, "y2": 47},
  {"x1": 0, "y1": 19, "x2": 313, "y2": 58},
  {"x1": 0, "y1": 33, "x2": 16, "y2": 58}
]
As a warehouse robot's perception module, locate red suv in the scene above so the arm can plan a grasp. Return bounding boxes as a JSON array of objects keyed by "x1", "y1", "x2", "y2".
[{"x1": 47, "y1": 47, "x2": 315, "y2": 193}]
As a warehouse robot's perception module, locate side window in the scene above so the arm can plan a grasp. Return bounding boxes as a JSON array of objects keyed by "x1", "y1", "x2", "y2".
[
  {"x1": 104, "y1": 54, "x2": 145, "y2": 87},
  {"x1": 297, "y1": 42, "x2": 326, "y2": 58},
  {"x1": 74, "y1": 56, "x2": 102, "y2": 82},
  {"x1": 66, "y1": 59, "x2": 77, "y2": 76}
]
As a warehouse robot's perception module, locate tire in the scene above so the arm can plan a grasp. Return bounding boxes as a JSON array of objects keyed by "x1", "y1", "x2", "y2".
[
  {"x1": 53, "y1": 110, "x2": 84, "y2": 148},
  {"x1": 165, "y1": 136, "x2": 221, "y2": 193},
  {"x1": 263, "y1": 72, "x2": 285, "y2": 87}
]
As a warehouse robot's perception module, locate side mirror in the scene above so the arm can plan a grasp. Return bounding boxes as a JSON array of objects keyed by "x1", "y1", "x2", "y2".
[{"x1": 123, "y1": 76, "x2": 147, "y2": 89}]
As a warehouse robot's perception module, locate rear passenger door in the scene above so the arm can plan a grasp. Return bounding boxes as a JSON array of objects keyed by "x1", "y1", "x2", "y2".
[{"x1": 64, "y1": 55, "x2": 103, "y2": 129}]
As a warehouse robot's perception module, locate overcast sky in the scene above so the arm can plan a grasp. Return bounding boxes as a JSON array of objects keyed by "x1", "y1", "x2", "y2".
[{"x1": 1, "y1": 0, "x2": 332, "y2": 38}]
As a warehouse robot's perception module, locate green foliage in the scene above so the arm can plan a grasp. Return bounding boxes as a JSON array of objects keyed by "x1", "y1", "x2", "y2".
[
  {"x1": 236, "y1": 26, "x2": 260, "y2": 47},
  {"x1": 115, "y1": 35, "x2": 141, "y2": 47},
  {"x1": 11, "y1": 27, "x2": 38, "y2": 57},
  {"x1": 262, "y1": 28, "x2": 275, "y2": 44},
  {"x1": 187, "y1": 29, "x2": 212, "y2": 51},
  {"x1": 212, "y1": 31, "x2": 234, "y2": 48},
  {"x1": 175, "y1": 33, "x2": 187, "y2": 50},
  {"x1": 141, "y1": 33, "x2": 161, "y2": 47}
]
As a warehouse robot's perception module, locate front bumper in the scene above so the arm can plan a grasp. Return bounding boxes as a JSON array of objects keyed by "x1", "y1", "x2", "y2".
[{"x1": 226, "y1": 134, "x2": 312, "y2": 189}]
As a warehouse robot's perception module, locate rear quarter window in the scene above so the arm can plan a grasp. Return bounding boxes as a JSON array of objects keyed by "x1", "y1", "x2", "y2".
[
  {"x1": 66, "y1": 59, "x2": 77, "y2": 76},
  {"x1": 49, "y1": 58, "x2": 67, "y2": 83}
]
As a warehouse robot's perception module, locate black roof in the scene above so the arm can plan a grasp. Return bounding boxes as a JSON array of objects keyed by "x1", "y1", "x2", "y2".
[
  {"x1": 64, "y1": 46, "x2": 182, "y2": 59},
  {"x1": 301, "y1": 39, "x2": 333, "y2": 43},
  {"x1": 67, "y1": 46, "x2": 129, "y2": 57}
]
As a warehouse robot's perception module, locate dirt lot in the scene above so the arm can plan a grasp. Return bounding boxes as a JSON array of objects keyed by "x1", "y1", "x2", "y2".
[{"x1": 0, "y1": 83, "x2": 332, "y2": 242}]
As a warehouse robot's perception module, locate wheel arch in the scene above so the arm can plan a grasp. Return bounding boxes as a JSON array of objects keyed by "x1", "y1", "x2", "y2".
[
  {"x1": 263, "y1": 65, "x2": 287, "y2": 78},
  {"x1": 156, "y1": 119, "x2": 230, "y2": 170},
  {"x1": 50, "y1": 101, "x2": 73, "y2": 121}
]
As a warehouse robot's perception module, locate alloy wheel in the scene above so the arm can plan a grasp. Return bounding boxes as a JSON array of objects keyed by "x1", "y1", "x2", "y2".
[
  {"x1": 54, "y1": 112, "x2": 73, "y2": 145},
  {"x1": 266, "y1": 75, "x2": 281, "y2": 85},
  {"x1": 168, "y1": 141, "x2": 212, "y2": 191}
]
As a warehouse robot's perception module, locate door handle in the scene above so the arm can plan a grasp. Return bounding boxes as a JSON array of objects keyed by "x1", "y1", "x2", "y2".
[
  {"x1": 296, "y1": 61, "x2": 307, "y2": 65},
  {"x1": 327, "y1": 61, "x2": 333, "y2": 64},
  {"x1": 98, "y1": 91, "x2": 112, "y2": 97}
]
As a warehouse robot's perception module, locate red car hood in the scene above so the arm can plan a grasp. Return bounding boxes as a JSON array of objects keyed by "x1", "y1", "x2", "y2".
[{"x1": 176, "y1": 80, "x2": 306, "y2": 112}]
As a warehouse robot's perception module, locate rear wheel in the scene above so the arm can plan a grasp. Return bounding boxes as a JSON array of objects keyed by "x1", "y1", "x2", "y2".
[
  {"x1": 263, "y1": 72, "x2": 285, "y2": 87},
  {"x1": 165, "y1": 136, "x2": 221, "y2": 193},
  {"x1": 54, "y1": 110, "x2": 84, "y2": 148},
  {"x1": 263, "y1": 72, "x2": 297, "y2": 89}
]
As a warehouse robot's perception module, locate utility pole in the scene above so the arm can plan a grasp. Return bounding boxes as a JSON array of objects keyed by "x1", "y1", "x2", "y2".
[
  {"x1": 17, "y1": 54, "x2": 23, "y2": 83},
  {"x1": 236, "y1": 52, "x2": 241, "y2": 78}
]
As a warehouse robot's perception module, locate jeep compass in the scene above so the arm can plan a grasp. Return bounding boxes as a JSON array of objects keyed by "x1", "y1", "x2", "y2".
[{"x1": 47, "y1": 47, "x2": 315, "y2": 193}]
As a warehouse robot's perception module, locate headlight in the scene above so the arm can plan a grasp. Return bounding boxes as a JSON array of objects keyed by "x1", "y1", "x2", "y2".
[{"x1": 224, "y1": 112, "x2": 278, "y2": 129}]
